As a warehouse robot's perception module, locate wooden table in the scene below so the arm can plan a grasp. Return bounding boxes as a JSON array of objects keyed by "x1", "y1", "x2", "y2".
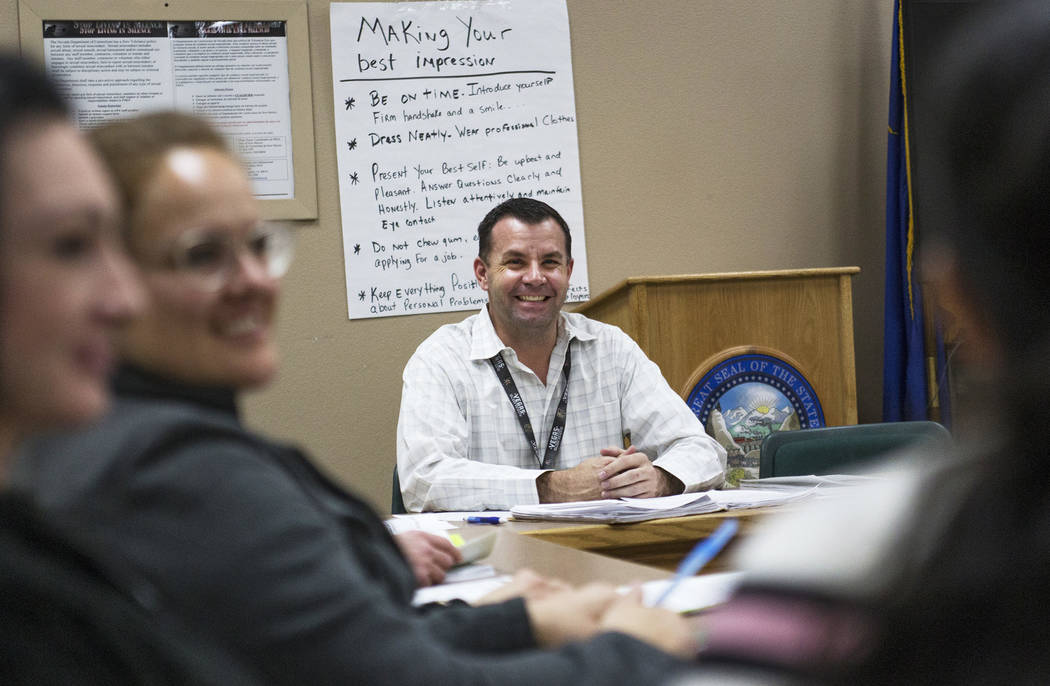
[
  {"x1": 473, "y1": 528, "x2": 670, "y2": 585},
  {"x1": 502, "y1": 508, "x2": 777, "y2": 572}
]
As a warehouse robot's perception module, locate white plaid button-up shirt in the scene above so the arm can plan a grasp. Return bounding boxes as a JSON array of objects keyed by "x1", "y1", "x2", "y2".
[{"x1": 396, "y1": 307, "x2": 727, "y2": 511}]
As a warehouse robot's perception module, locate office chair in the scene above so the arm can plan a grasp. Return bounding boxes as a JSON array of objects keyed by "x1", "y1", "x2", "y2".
[
  {"x1": 758, "y1": 421, "x2": 952, "y2": 478},
  {"x1": 391, "y1": 466, "x2": 407, "y2": 515}
]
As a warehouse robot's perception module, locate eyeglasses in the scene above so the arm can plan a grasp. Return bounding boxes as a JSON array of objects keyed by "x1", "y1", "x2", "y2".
[{"x1": 159, "y1": 222, "x2": 294, "y2": 292}]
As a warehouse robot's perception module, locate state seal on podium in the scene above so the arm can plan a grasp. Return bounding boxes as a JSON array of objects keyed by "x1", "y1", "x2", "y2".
[{"x1": 683, "y1": 347, "x2": 824, "y2": 485}]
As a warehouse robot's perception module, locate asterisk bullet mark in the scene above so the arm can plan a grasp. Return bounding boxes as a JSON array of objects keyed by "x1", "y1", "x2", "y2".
[
  {"x1": 349, "y1": 172, "x2": 359, "y2": 185},
  {"x1": 344, "y1": 97, "x2": 355, "y2": 110},
  {"x1": 353, "y1": 244, "x2": 361, "y2": 255},
  {"x1": 347, "y1": 138, "x2": 357, "y2": 151},
  {"x1": 358, "y1": 290, "x2": 366, "y2": 301}
]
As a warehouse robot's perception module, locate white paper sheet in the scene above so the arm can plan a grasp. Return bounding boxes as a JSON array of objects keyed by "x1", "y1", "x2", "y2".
[
  {"x1": 386, "y1": 511, "x2": 512, "y2": 535},
  {"x1": 412, "y1": 570, "x2": 748, "y2": 614},
  {"x1": 43, "y1": 20, "x2": 295, "y2": 199}
]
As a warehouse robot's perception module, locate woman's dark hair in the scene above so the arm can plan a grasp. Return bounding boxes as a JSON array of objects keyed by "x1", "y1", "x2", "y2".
[
  {"x1": 845, "y1": 5, "x2": 1050, "y2": 683},
  {"x1": 0, "y1": 55, "x2": 70, "y2": 392},
  {"x1": 0, "y1": 54, "x2": 69, "y2": 220},
  {"x1": 923, "y1": 1, "x2": 1050, "y2": 359},
  {"x1": 923, "y1": 0, "x2": 1050, "y2": 472}
]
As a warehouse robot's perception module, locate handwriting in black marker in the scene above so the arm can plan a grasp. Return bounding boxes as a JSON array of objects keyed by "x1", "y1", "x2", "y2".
[
  {"x1": 353, "y1": 243, "x2": 361, "y2": 255},
  {"x1": 349, "y1": 172, "x2": 359, "y2": 185},
  {"x1": 340, "y1": 69, "x2": 555, "y2": 84},
  {"x1": 344, "y1": 96, "x2": 356, "y2": 110},
  {"x1": 347, "y1": 138, "x2": 357, "y2": 151},
  {"x1": 358, "y1": 290, "x2": 366, "y2": 301}
]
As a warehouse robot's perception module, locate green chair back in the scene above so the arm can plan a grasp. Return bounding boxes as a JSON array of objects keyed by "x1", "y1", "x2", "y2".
[{"x1": 759, "y1": 421, "x2": 952, "y2": 478}]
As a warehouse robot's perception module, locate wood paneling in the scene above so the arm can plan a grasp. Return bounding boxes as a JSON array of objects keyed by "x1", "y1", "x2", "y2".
[
  {"x1": 575, "y1": 268, "x2": 859, "y2": 426},
  {"x1": 510, "y1": 508, "x2": 773, "y2": 572}
]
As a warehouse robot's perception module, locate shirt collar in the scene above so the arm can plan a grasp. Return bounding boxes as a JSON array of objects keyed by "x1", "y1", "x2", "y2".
[{"x1": 468, "y1": 305, "x2": 596, "y2": 361}]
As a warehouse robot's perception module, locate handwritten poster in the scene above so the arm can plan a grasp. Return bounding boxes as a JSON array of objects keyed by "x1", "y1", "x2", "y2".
[{"x1": 330, "y1": 0, "x2": 588, "y2": 319}]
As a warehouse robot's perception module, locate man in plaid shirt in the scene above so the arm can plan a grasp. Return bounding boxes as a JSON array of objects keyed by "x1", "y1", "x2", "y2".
[{"x1": 397, "y1": 198, "x2": 725, "y2": 512}]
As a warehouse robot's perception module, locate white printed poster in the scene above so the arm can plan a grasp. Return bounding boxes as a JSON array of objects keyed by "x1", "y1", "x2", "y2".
[
  {"x1": 42, "y1": 20, "x2": 295, "y2": 199},
  {"x1": 330, "y1": 0, "x2": 588, "y2": 319}
]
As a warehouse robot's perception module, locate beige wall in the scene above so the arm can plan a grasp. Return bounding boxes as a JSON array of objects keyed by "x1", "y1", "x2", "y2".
[{"x1": 2, "y1": 0, "x2": 892, "y2": 513}]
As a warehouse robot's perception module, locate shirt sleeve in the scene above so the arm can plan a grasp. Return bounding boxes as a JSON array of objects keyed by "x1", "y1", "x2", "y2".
[
  {"x1": 616, "y1": 334, "x2": 727, "y2": 492},
  {"x1": 397, "y1": 347, "x2": 546, "y2": 511}
]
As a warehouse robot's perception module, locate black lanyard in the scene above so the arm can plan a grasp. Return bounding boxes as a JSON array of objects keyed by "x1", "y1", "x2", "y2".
[{"x1": 489, "y1": 343, "x2": 571, "y2": 469}]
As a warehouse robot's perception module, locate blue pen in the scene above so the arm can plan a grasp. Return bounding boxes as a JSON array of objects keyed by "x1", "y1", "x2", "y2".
[
  {"x1": 466, "y1": 516, "x2": 501, "y2": 525},
  {"x1": 654, "y1": 518, "x2": 739, "y2": 607}
]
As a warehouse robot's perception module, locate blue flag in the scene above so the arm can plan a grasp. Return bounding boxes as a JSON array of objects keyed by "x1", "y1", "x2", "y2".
[{"x1": 883, "y1": 0, "x2": 929, "y2": 422}]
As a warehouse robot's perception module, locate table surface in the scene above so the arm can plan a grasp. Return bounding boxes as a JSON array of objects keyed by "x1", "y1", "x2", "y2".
[
  {"x1": 500, "y1": 507, "x2": 778, "y2": 572},
  {"x1": 472, "y1": 527, "x2": 671, "y2": 586}
]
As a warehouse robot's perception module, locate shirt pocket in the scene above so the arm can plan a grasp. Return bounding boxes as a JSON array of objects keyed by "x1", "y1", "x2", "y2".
[{"x1": 568, "y1": 398, "x2": 623, "y2": 462}]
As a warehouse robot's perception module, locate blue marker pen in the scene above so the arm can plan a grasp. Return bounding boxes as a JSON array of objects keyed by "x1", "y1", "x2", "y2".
[
  {"x1": 466, "y1": 516, "x2": 501, "y2": 525},
  {"x1": 654, "y1": 518, "x2": 739, "y2": 607}
]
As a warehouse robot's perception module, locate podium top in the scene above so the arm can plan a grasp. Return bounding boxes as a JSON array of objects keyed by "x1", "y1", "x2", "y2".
[{"x1": 575, "y1": 267, "x2": 860, "y2": 312}]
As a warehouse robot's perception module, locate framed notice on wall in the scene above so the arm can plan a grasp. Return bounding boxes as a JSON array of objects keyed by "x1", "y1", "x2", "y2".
[{"x1": 18, "y1": 0, "x2": 317, "y2": 220}]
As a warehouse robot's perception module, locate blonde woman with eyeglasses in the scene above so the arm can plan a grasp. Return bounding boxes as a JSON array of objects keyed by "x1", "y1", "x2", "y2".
[
  {"x1": 86, "y1": 113, "x2": 293, "y2": 390},
  {"x1": 17, "y1": 111, "x2": 698, "y2": 686}
]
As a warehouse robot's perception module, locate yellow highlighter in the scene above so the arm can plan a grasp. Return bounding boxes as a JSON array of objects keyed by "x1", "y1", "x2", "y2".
[{"x1": 448, "y1": 530, "x2": 498, "y2": 565}]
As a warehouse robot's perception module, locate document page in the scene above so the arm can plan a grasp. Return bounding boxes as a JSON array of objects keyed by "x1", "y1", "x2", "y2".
[
  {"x1": 413, "y1": 570, "x2": 748, "y2": 614},
  {"x1": 510, "y1": 493, "x2": 722, "y2": 523}
]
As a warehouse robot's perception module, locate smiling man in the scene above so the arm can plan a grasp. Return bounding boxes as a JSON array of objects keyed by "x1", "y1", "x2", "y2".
[{"x1": 397, "y1": 198, "x2": 726, "y2": 512}]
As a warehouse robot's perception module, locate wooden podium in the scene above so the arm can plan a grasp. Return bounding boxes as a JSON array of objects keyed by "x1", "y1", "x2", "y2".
[{"x1": 573, "y1": 268, "x2": 859, "y2": 427}]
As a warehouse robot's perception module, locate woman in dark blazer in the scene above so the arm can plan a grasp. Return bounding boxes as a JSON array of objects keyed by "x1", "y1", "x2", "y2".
[{"x1": 18, "y1": 110, "x2": 697, "y2": 686}]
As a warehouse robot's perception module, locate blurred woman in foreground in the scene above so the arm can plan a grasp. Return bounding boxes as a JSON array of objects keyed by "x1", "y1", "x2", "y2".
[
  {"x1": 17, "y1": 110, "x2": 698, "y2": 686},
  {"x1": 0, "y1": 54, "x2": 259, "y2": 684},
  {"x1": 0, "y1": 60, "x2": 136, "y2": 471},
  {"x1": 680, "y1": 2, "x2": 1050, "y2": 683}
]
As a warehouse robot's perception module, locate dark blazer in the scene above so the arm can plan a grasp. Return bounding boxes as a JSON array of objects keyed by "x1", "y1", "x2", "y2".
[
  {"x1": 0, "y1": 492, "x2": 263, "y2": 684},
  {"x1": 17, "y1": 365, "x2": 687, "y2": 686}
]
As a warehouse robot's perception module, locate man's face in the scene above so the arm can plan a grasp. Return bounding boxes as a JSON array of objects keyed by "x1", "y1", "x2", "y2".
[{"x1": 473, "y1": 216, "x2": 573, "y2": 343}]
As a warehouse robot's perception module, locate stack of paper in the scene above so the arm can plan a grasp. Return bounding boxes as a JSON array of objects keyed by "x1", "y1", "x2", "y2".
[
  {"x1": 738, "y1": 474, "x2": 881, "y2": 489},
  {"x1": 704, "y1": 486, "x2": 818, "y2": 510},
  {"x1": 737, "y1": 474, "x2": 881, "y2": 501},
  {"x1": 510, "y1": 487, "x2": 819, "y2": 524},
  {"x1": 510, "y1": 492, "x2": 723, "y2": 524}
]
